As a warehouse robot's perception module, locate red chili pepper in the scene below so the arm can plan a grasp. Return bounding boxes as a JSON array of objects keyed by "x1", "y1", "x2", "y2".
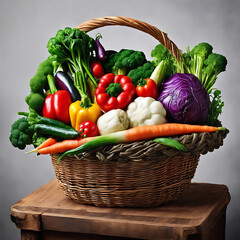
[
  {"x1": 43, "y1": 90, "x2": 72, "y2": 124},
  {"x1": 79, "y1": 121, "x2": 99, "y2": 138},
  {"x1": 95, "y1": 73, "x2": 136, "y2": 112},
  {"x1": 91, "y1": 61, "x2": 105, "y2": 79},
  {"x1": 136, "y1": 78, "x2": 159, "y2": 99}
]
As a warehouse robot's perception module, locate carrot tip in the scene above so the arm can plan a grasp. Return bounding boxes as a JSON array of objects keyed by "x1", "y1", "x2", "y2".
[
  {"x1": 218, "y1": 127, "x2": 227, "y2": 131},
  {"x1": 26, "y1": 149, "x2": 38, "y2": 154}
]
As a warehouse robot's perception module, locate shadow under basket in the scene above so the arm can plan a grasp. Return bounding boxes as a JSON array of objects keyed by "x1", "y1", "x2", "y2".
[{"x1": 51, "y1": 16, "x2": 229, "y2": 207}]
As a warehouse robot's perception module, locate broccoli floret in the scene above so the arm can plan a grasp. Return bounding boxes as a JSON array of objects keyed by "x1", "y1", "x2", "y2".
[
  {"x1": 202, "y1": 53, "x2": 227, "y2": 92},
  {"x1": 30, "y1": 56, "x2": 56, "y2": 93},
  {"x1": 127, "y1": 62, "x2": 155, "y2": 86},
  {"x1": 9, "y1": 117, "x2": 34, "y2": 150},
  {"x1": 25, "y1": 92, "x2": 45, "y2": 112},
  {"x1": 104, "y1": 49, "x2": 147, "y2": 75},
  {"x1": 189, "y1": 42, "x2": 213, "y2": 80},
  {"x1": 184, "y1": 42, "x2": 227, "y2": 92}
]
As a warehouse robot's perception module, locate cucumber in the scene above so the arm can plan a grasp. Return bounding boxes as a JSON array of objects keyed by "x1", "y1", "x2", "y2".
[
  {"x1": 38, "y1": 116, "x2": 74, "y2": 130},
  {"x1": 34, "y1": 124, "x2": 80, "y2": 139}
]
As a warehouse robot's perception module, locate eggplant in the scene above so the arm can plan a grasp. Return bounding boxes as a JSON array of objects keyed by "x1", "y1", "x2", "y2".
[
  {"x1": 54, "y1": 71, "x2": 81, "y2": 102},
  {"x1": 105, "y1": 50, "x2": 117, "y2": 57},
  {"x1": 95, "y1": 33, "x2": 106, "y2": 61}
]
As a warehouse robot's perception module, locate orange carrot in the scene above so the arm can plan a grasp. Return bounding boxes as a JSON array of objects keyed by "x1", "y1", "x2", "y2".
[
  {"x1": 37, "y1": 138, "x2": 56, "y2": 150},
  {"x1": 38, "y1": 137, "x2": 94, "y2": 154},
  {"x1": 124, "y1": 123, "x2": 218, "y2": 142},
  {"x1": 57, "y1": 123, "x2": 221, "y2": 162},
  {"x1": 27, "y1": 138, "x2": 57, "y2": 153}
]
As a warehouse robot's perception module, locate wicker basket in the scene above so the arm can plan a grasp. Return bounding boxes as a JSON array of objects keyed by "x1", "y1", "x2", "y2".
[{"x1": 51, "y1": 16, "x2": 229, "y2": 207}]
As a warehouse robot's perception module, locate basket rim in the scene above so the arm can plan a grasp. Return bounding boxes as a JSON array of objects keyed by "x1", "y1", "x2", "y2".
[{"x1": 52, "y1": 127, "x2": 229, "y2": 163}]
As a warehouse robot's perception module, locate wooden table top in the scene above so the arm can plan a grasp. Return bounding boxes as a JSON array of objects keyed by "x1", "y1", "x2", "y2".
[{"x1": 11, "y1": 179, "x2": 230, "y2": 240}]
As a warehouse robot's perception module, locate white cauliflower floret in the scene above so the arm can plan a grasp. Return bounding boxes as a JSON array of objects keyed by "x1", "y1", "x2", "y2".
[
  {"x1": 97, "y1": 109, "x2": 129, "y2": 135},
  {"x1": 126, "y1": 97, "x2": 167, "y2": 127}
]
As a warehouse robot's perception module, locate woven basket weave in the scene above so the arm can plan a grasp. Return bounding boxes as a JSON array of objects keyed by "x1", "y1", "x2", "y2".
[{"x1": 51, "y1": 16, "x2": 229, "y2": 207}]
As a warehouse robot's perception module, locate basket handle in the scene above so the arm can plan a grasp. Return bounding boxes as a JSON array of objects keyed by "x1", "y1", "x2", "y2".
[{"x1": 76, "y1": 16, "x2": 182, "y2": 61}]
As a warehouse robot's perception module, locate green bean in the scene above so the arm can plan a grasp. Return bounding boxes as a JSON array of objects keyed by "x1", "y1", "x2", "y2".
[{"x1": 153, "y1": 138, "x2": 186, "y2": 151}]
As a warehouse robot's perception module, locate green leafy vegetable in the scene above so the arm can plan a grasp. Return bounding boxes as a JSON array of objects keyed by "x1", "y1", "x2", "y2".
[
  {"x1": 207, "y1": 89, "x2": 224, "y2": 126},
  {"x1": 47, "y1": 27, "x2": 97, "y2": 101},
  {"x1": 150, "y1": 43, "x2": 184, "y2": 83}
]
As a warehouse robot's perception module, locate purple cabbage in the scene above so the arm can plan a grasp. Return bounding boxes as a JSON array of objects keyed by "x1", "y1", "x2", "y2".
[{"x1": 158, "y1": 73, "x2": 210, "y2": 124}]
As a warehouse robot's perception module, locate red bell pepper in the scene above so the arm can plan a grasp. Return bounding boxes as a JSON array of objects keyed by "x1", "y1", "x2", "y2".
[
  {"x1": 42, "y1": 75, "x2": 72, "y2": 124},
  {"x1": 95, "y1": 73, "x2": 136, "y2": 112},
  {"x1": 136, "y1": 78, "x2": 159, "y2": 99}
]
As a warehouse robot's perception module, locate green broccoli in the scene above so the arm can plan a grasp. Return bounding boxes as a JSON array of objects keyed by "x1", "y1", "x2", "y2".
[
  {"x1": 29, "y1": 56, "x2": 56, "y2": 93},
  {"x1": 25, "y1": 92, "x2": 45, "y2": 112},
  {"x1": 127, "y1": 62, "x2": 155, "y2": 86},
  {"x1": 184, "y1": 42, "x2": 227, "y2": 92},
  {"x1": 202, "y1": 53, "x2": 227, "y2": 92},
  {"x1": 189, "y1": 42, "x2": 213, "y2": 80},
  {"x1": 47, "y1": 27, "x2": 97, "y2": 103},
  {"x1": 104, "y1": 49, "x2": 147, "y2": 75},
  {"x1": 9, "y1": 117, "x2": 34, "y2": 150}
]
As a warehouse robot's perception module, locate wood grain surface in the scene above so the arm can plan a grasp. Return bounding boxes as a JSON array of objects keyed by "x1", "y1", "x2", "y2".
[{"x1": 11, "y1": 179, "x2": 230, "y2": 240}]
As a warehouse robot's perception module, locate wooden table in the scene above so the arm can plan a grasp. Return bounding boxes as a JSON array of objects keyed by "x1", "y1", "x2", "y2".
[{"x1": 11, "y1": 179, "x2": 230, "y2": 240}]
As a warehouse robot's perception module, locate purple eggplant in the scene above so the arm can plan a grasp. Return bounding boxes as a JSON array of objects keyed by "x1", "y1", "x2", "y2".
[
  {"x1": 105, "y1": 50, "x2": 117, "y2": 57},
  {"x1": 95, "y1": 33, "x2": 106, "y2": 62},
  {"x1": 54, "y1": 71, "x2": 81, "y2": 102}
]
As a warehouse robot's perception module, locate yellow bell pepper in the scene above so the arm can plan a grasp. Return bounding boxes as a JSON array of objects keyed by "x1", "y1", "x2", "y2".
[{"x1": 69, "y1": 100, "x2": 102, "y2": 130}]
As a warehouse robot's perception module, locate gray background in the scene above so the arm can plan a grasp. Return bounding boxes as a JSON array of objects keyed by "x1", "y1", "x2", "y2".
[{"x1": 1, "y1": 0, "x2": 239, "y2": 239}]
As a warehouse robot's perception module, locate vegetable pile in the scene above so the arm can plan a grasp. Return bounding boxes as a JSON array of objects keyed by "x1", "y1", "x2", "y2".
[{"x1": 9, "y1": 26, "x2": 227, "y2": 160}]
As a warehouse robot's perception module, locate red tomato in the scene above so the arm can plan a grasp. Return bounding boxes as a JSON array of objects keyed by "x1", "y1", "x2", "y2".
[
  {"x1": 91, "y1": 61, "x2": 105, "y2": 79},
  {"x1": 79, "y1": 121, "x2": 99, "y2": 138}
]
